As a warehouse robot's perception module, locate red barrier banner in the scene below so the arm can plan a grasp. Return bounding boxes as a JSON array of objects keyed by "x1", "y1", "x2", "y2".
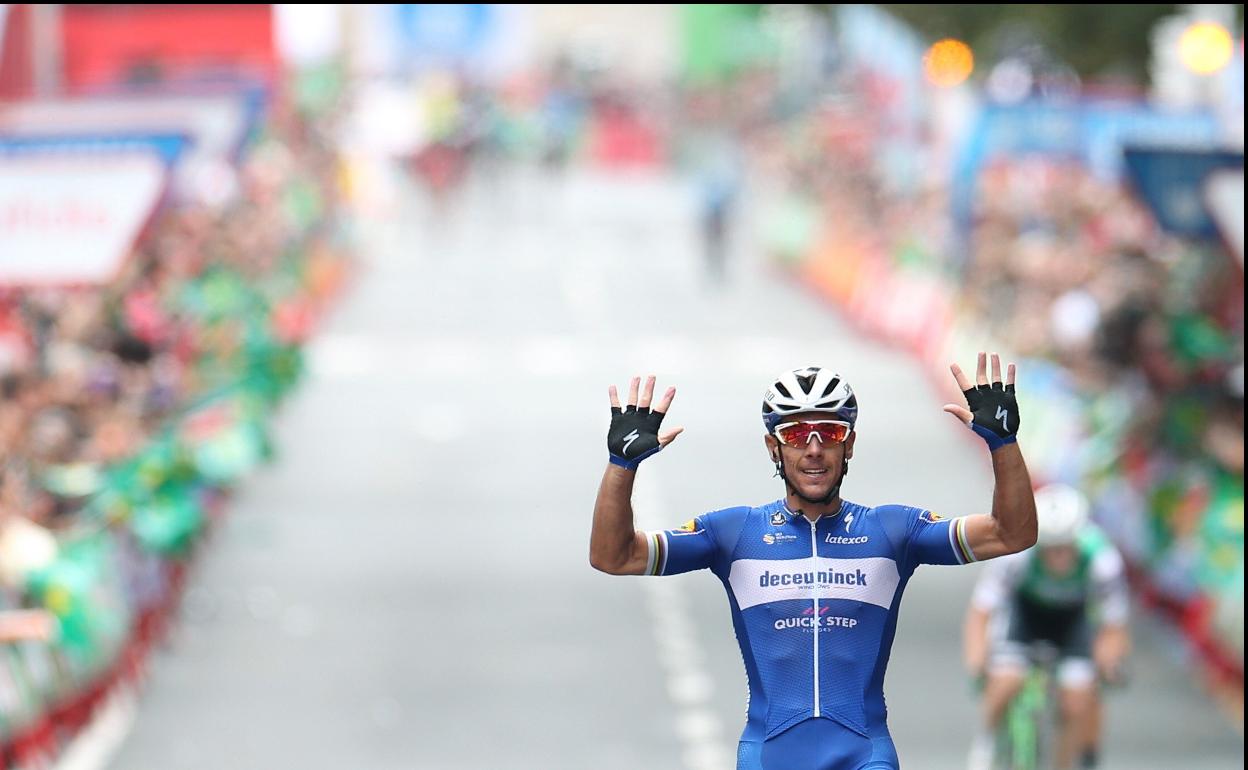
[{"x1": 61, "y1": 4, "x2": 275, "y2": 91}]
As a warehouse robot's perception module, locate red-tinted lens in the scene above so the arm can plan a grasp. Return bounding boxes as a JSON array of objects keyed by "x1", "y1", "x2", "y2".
[{"x1": 775, "y1": 421, "x2": 849, "y2": 447}]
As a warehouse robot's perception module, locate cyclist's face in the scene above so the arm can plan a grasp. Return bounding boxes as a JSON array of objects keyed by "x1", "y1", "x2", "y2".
[
  {"x1": 1039, "y1": 544, "x2": 1077, "y2": 575},
  {"x1": 766, "y1": 413, "x2": 855, "y2": 500}
]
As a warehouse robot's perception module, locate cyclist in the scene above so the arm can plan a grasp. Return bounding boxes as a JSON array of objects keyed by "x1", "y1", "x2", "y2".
[
  {"x1": 590, "y1": 353, "x2": 1038, "y2": 770},
  {"x1": 963, "y1": 483, "x2": 1130, "y2": 770}
]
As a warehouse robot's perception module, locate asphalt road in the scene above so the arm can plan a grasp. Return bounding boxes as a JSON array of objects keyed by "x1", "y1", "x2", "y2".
[{"x1": 109, "y1": 163, "x2": 1243, "y2": 770}]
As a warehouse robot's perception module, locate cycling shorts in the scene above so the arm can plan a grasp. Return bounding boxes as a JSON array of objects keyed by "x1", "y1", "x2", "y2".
[{"x1": 990, "y1": 596, "x2": 1095, "y2": 687}]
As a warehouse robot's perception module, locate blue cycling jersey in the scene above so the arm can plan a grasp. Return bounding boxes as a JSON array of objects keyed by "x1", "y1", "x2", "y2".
[{"x1": 645, "y1": 499, "x2": 976, "y2": 769}]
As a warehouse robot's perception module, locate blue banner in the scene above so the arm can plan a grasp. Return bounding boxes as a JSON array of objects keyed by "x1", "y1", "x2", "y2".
[
  {"x1": 1123, "y1": 147, "x2": 1244, "y2": 239},
  {"x1": 952, "y1": 101, "x2": 1224, "y2": 239},
  {"x1": 395, "y1": 4, "x2": 493, "y2": 64},
  {"x1": 0, "y1": 133, "x2": 190, "y2": 166}
]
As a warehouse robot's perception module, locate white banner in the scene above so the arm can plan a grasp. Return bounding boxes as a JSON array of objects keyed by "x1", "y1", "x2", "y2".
[
  {"x1": 0, "y1": 94, "x2": 249, "y2": 205},
  {"x1": 0, "y1": 94, "x2": 246, "y2": 165},
  {"x1": 0, "y1": 153, "x2": 167, "y2": 285}
]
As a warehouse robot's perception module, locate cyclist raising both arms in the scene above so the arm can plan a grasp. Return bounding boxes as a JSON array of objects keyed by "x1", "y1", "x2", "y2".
[
  {"x1": 590, "y1": 353, "x2": 1038, "y2": 770},
  {"x1": 963, "y1": 484, "x2": 1131, "y2": 770}
]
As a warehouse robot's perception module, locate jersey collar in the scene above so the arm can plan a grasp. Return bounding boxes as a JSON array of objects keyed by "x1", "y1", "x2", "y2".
[{"x1": 778, "y1": 499, "x2": 847, "y2": 525}]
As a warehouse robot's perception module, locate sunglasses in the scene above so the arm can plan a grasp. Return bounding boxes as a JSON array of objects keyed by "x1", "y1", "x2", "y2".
[{"x1": 773, "y1": 420, "x2": 851, "y2": 447}]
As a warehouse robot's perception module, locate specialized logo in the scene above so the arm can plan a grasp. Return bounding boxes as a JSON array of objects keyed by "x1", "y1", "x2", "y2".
[
  {"x1": 770, "y1": 511, "x2": 788, "y2": 527},
  {"x1": 826, "y1": 535, "x2": 869, "y2": 545},
  {"x1": 762, "y1": 532, "x2": 798, "y2": 545},
  {"x1": 995, "y1": 405, "x2": 1009, "y2": 432},
  {"x1": 921, "y1": 511, "x2": 945, "y2": 523},
  {"x1": 622, "y1": 429, "x2": 640, "y2": 455}
]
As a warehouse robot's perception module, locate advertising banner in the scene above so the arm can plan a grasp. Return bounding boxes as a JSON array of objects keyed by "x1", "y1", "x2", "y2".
[{"x1": 0, "y1": 152, "x2": 167, "y2": 286}]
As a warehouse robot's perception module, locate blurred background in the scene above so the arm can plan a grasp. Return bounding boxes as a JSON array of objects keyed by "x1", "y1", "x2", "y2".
[{"x1": 0, "y1": 4, "x2": 1242, "y2": 769}]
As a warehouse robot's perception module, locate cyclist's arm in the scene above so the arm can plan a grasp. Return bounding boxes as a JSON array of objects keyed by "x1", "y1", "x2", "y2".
[
  {"x1": 957, "y1": 443, "x2": 1038, "y2": 561},
  {"x1": 1091, "y1": 545, "x2": 1130, "y2": 625},
  {"x1": 589, "y1": 464, "x2": 650, "y2": 575},
  {"x1": 942, "y1": 355, "x2": 1037, "y2": 561},
  {"x1": 963, "y1": 556, "x2": 1019, "y2": 674},
  {"x1": 591, "y1": 377, "x2": 683, "y2": 575},
  {"x1": 963, "y1": 605, "x2": 992, "y2": 676},
  {"x1": 1090, "y1": 547, "x2": 1131, "y2": 676},
  {"x1": 1094, "y1": 624, "x2": 1130, "y2": 680},
  {"x1": 589, "y1": 465, "x2": 724, "y2": 576}
]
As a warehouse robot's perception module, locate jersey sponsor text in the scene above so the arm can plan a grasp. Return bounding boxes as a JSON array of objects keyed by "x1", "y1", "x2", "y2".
[
  {"x1": 728, "y1": 557, "x2": 902, "y2": 611},
  {"x1": 826, "y1": 535, "x2": 869, "y2": 545},
  {"x1": 758, "y1": 568, "x2": 869, "y2": 587}
]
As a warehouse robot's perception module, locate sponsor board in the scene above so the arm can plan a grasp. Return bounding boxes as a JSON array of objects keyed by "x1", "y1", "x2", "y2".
[{"x1": 0, "y1": 153, "x2": 167, "y2": 285}]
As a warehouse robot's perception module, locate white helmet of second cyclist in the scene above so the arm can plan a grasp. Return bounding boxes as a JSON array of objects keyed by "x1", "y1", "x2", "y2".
[
  {"x1": 762, "y1": 366, "x2": 858, "y2": 434},
  {"x1": 1034, "y1": 483, "x2": 1090, "y2": 547}
]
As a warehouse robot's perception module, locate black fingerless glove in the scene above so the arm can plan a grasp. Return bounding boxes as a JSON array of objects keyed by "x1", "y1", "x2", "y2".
[
  {"x1": 962, "y1": 382, "x2": 1020, "y2": 451},
  {"x1": 608, "y1": 405, "x2": 666, "y2": 470}
]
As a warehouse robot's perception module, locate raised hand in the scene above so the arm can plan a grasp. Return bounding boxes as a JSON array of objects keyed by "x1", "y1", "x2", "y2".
[
  {"x1": 942, "y1": 352, "x2": 1020, "y2": 452},
  {"x1": 607, "y1": 375, "x2": 684, "y2": 470}
]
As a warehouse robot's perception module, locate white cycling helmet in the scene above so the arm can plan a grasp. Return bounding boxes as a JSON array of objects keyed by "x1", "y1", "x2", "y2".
[
  {"x1": 1034, "y1": 483, "x2": 1090, "y2": 547},
  {"x1": 762, "y1": 366, "x2": 858, "y2": 433}
]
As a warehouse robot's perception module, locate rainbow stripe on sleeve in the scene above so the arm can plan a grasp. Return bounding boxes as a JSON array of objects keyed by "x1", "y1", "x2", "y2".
[
  {"x1": 645, "y1": 531, "x2": 668, "y2": 576},
  {"x1": 949, "y1": 517, "x2": 977, "y2": 564}
]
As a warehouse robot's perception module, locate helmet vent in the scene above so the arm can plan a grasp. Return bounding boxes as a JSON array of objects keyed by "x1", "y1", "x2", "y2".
[
  {"x1": 796, "y1": 373, "x2": 817, "y2": 393},
  {"x1": 821, "y1": 377, "x2": 841, "y2": 398},
  {"x1": 774, "y1": 382, "x2": 793, "y2": 399}
]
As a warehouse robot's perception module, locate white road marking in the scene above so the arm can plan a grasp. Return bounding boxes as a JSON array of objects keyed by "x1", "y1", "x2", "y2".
[{"x1": 633, "y1": 472, "x2": 733, "y2": 770}]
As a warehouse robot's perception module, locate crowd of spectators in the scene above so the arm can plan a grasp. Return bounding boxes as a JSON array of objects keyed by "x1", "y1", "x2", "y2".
[
  {"x1": 968, "y1": 159, "x2": 1242, "y2": 670},
  {"x1": 0, "y1": 91, "x2": 350, "y2": 753}
]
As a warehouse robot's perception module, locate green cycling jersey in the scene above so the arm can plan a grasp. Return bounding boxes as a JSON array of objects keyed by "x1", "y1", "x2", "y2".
[{"x1": 972, "y1": 525, "x2": 1129, "y2": 625}]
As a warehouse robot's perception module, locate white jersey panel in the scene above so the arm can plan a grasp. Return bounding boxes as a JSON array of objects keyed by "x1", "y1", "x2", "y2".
[{"x1": 727, "y1": 556, "x2": 902, "y2": 611}]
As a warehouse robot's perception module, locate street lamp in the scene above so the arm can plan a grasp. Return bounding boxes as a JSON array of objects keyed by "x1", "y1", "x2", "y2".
[
  {"x1": 1178, "y1": 21, "x2": 1233, "y2": 75},
  {"x1": 923, "y1": 38, "x2": 974, "y2": 89}
]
